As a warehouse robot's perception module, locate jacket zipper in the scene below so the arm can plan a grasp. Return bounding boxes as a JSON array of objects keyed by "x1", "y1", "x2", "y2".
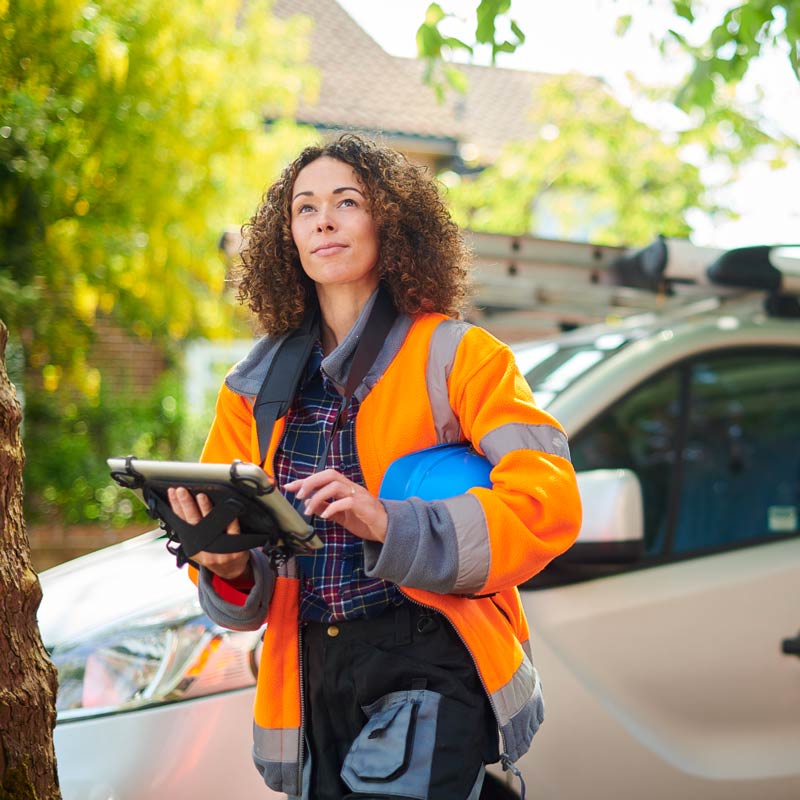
[
  {"x1": 403, "y1": 594, "x2": 527, "y2": 796},
  {"x1": 400, "y1": 593, "x2": 509, "y2": 757},
  {"x1": 297, "y1": 623, "x2": 305, "y2": 792}
]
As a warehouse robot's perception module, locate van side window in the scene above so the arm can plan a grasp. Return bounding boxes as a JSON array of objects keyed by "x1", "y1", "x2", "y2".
[
  {"x1": 673, "y1": 351, "x2": 800, "y2": 552},
  {"x1": 570, "y1": 368, "x2": 681, "y2": 555},
  {"x1": 571, "y1": 349, "x2": 800, "y2": 560}
]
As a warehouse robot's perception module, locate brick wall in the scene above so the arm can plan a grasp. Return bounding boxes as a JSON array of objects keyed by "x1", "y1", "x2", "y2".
[{"x1": 89, "y1": 315, "x2": 168, "y2": 396}]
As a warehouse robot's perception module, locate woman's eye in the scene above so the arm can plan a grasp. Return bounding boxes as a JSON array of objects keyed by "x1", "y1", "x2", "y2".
[
  {"x1": 297, "y1": 204, "x2": 314, "y2": 214},
  {"x1": 339, "y1": 198, "x2": 356, "y2": 208}
]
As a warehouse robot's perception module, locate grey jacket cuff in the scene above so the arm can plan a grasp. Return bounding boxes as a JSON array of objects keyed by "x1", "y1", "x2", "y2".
[
  {"x1": 197, "y1": 549, "x2": 275, "y2": 631},
  {"x1": 362, "y1": 498, "x2": 459, "y2": 594}
]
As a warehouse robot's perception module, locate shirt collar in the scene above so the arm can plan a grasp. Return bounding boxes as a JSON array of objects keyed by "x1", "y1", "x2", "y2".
[{"x1": 318, "y1": 286, "x2": 380, "y2": 391}]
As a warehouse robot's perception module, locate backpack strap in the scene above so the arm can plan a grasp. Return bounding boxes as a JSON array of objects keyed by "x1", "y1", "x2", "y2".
[{"x1": 252, "y1": 307, "x2": 319, "y2": 468}]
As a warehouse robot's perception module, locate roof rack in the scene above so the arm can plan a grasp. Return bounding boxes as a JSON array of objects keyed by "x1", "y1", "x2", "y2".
[
  {"x1": 467, "y1": 232, "x2": 800, "y2": 337},
  {"x1": 607, "y1": 236, "x2": 800, "y2": 294}
]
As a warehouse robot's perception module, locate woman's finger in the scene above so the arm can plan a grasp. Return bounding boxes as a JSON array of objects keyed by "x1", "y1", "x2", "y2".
[
  {"x1": 195, "y1": 492, "x2": 213, "y2": 515},
  {"x1": 302, "y1": 479, "x2": 355, "y2": 516},
  {"x1": 168, "y1": 486, "x2": 203, "y2": 524},
  {"x1": 284, "y1": 469, "x2": 343, "y2": 500}
]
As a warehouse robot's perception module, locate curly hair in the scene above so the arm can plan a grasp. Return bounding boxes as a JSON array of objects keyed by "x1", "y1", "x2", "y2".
[{"x1": 237, "y1": 134, "x2": 471, "y2": 335}]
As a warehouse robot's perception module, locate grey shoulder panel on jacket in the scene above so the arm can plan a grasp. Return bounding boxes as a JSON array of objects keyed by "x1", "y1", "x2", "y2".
[
  {"x1": 224, "y1": 334, "x2": 287, "y2": 398},
  {"x1": 222, "y1": 314, "x2": 414, "y2": 402}
]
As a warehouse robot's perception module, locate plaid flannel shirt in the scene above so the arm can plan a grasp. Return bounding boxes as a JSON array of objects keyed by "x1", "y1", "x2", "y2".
[{"x1": 274, "y1": 342, "x2": 402, "y2": 622}]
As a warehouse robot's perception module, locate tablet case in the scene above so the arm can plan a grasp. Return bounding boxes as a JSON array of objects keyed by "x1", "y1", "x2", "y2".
[{"x1": 108, "y1": 456, "x2": 321, "y2": 567}]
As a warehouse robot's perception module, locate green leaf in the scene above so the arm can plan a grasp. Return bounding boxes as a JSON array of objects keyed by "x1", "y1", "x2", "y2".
[
  {"x1": 615, "y1": 14, "x2": 633, "y2": 36},
  {"x1": 416, "y1": 24, "x2": 443, "y2": 58},
  {"x1": 673, "y1": 0, "x2": 695, "y2": 23},
  {"x1": 443, "y1": 63, "x2": 469, "y2": 94},
  {"x1": 424, "y1": 2, "x2": 446, "y2": 25},
  {"x1": 494, "y1": 40, "x2": 517, "y2": 55},
  {"x1": 475, "y1": 0, "x2": 511, "y2": 44},
  {"x1": 475, "y1": 3, "x2": 497, "y2": 44},
  {"x1": 444, "y1": 35, "x2": 473, "y2": 55},
  {"x1": 666, "y1": 27, "x2": 688, "y2": 46}
]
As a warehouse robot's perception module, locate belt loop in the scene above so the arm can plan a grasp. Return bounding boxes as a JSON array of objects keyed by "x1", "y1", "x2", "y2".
[{"x1": 395, "y1": 602, "x2": 413, "y2": 646}]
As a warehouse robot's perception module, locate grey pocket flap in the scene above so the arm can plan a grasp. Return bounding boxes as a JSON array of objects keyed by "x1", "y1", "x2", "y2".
[{"x1": 347, "y1": 699, "x2": 416, "y2": 779}]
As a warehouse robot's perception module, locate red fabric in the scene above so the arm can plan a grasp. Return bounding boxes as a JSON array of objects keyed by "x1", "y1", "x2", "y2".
[{"x1": 211, "y1": 573, "x2": 254, "y2": 606}]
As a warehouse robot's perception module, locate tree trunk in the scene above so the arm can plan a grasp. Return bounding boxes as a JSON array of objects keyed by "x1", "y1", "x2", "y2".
[{"x1": 0, "y1": 319, "x2": 61, "y2": 800}]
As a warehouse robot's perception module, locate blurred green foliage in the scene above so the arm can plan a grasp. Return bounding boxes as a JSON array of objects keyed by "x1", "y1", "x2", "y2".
[
  {"x1": 419, "y1": 2, "x2": 799, "y2": 114},
  {"x1": 23, "y1": 369, "x2": 185, "y2": 525},
  {"x1": 658, "y1": 1, "x2": 800, "y2": 108},
  {"x1": 1, "y1": 0, "x2": 318, "y2": 389},
  {"x1": 415, "y1": 2, "x2": 721, "y2": 242},
  {"x1": 0, "y1": 0, "x2": 319, "y2": 524},
  {"x1": 445, "y1": 74, "x2": 716, "y2": 244},
  {"x1": 422, "y1": 1, "x2": 796, "y2": 242}
]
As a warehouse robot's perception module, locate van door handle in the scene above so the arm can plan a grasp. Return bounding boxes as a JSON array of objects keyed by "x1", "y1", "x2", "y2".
[{"x1": 782, "y1": 632, "x2": 800, "y2": 657}]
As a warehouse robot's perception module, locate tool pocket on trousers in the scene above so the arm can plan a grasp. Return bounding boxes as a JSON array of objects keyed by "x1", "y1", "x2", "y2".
[{"x1": 341, "y1": 688, "x2": 440, "y2": 798}]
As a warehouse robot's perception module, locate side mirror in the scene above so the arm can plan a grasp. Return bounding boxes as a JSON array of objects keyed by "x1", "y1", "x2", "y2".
[
  {"x1": 564, "y1": 468, "x2": 645, "y2": 563},
  {"x1": 521, "y1": 469, "x2": 645, "y2": 590}
]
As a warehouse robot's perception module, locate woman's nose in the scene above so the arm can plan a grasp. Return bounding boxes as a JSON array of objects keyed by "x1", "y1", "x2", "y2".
[{"x1": 316, "y1": 208, "x2": 336, "y2": 232}]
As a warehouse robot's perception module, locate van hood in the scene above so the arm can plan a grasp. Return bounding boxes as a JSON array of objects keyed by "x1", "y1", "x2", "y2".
[{"x1": 37, "y1": 530, "x2": 198, "y2": 649}]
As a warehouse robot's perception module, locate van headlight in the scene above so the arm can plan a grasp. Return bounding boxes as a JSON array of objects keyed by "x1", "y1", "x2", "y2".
[{"x1": 50, "y1": 598, "x2": 262, "y2": 721}]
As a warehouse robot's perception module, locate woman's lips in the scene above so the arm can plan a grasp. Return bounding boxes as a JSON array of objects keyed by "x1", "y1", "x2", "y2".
[{"x1": 312, "y1": 242, "x2": 347, "y2": 256}]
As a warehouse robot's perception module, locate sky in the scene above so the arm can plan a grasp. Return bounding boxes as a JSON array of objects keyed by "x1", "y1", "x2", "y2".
[{"x1": 338, "y1": 0, "x2": 800, "y2": 250}]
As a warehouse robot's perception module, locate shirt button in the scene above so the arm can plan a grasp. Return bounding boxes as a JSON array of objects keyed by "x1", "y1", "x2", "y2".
[{"x1": 326, "y1": 625, "x2": 340, "y2": 638}]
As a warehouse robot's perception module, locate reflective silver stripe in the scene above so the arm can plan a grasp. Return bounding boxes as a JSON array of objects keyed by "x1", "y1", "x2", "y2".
[
  {"x1": 520, "y1": 638, "x2": 533, "y2": 663},
  {"x1": 490, "y1": 654, "x2": 538, "y2": 726},
  {"x1": 253, "y1": 723, "x2": 301, "y2": 763},
  {"x1": 480, "y1": 421, "x2": 571, "y2": 464},
  {"x1": 426, "y1": 319, "x2": 471, "y2": 443},
  {"x1": 492, "y1": 658, "x2": 545, "y2": 761},
  {"x1": 442, "y1": 493, "x2": 491, "y2": 593}
]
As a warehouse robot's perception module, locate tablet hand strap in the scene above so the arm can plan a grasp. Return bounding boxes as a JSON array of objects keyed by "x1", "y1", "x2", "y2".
[{"x1": 146, "y1": 491, "x2": 276, "y2": 568}]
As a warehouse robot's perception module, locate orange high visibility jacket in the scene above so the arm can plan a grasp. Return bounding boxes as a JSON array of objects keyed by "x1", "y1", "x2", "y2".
[{"x1": 194, "y1": 310, "x2": 582, "y2": 796}]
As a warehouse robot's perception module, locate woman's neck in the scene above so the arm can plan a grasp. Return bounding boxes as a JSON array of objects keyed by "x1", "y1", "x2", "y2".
[{"x1": 316, "y1": 282, "x2": 378, "y2": 355}]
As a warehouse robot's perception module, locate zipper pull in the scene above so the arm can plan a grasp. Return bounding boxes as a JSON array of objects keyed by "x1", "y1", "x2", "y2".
[{"x1": 500, "y1": 753, "x2": 527, "y2": 800}]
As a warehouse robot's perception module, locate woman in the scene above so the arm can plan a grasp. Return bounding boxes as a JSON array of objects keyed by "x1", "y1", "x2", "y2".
[{"x1": 169, "y1": 134, "x2": 582, "y2": 800}]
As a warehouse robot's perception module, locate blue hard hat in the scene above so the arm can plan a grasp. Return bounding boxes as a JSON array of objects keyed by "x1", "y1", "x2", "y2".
[{"x1": 379, "y1": 443, "x2": 492, "y2": 502}]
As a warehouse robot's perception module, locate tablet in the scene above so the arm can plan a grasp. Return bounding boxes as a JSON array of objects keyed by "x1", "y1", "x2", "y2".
[{"x1": 108, "y1": 456, "x2": 322, "y2": 559}]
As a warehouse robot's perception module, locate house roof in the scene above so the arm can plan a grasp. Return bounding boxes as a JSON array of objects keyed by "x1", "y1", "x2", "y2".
[
  {"x1": 272, "y1": 0, "x2": 461, "y2": 155},
  {"x1": 422, "y1": 60, "x2": 549, "y2": 163},
  {"x1": 270, "y1": 0, "x2": 581, "y2": 163}
]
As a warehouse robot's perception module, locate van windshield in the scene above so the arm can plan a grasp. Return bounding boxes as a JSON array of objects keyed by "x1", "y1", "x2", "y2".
[{"x1": 513, "y1": 333, "x2": 629, "y2": 408}]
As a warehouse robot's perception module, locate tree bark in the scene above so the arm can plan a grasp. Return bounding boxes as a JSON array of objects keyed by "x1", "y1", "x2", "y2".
[{"x1": 0, "y1": 319, "x2": 61, "y2": 800}]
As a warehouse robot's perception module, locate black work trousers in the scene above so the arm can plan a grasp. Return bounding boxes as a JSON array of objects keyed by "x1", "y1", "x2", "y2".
[{"x1": 301, "y1": 601, "x2": 500, "y2": 800}]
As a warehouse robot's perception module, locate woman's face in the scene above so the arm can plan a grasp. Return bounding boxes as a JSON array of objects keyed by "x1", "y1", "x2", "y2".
[{"x1": 290, "y1": 156, "x2": 380, "y2": 293}]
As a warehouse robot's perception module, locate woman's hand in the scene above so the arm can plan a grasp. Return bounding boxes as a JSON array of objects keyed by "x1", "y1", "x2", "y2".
[
  {"x1": 283, "y1": 470, "x2": 388, "y2": 543},
  {"x1": 167, "y1": 487, "x2": 253, "y2": 582}
]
